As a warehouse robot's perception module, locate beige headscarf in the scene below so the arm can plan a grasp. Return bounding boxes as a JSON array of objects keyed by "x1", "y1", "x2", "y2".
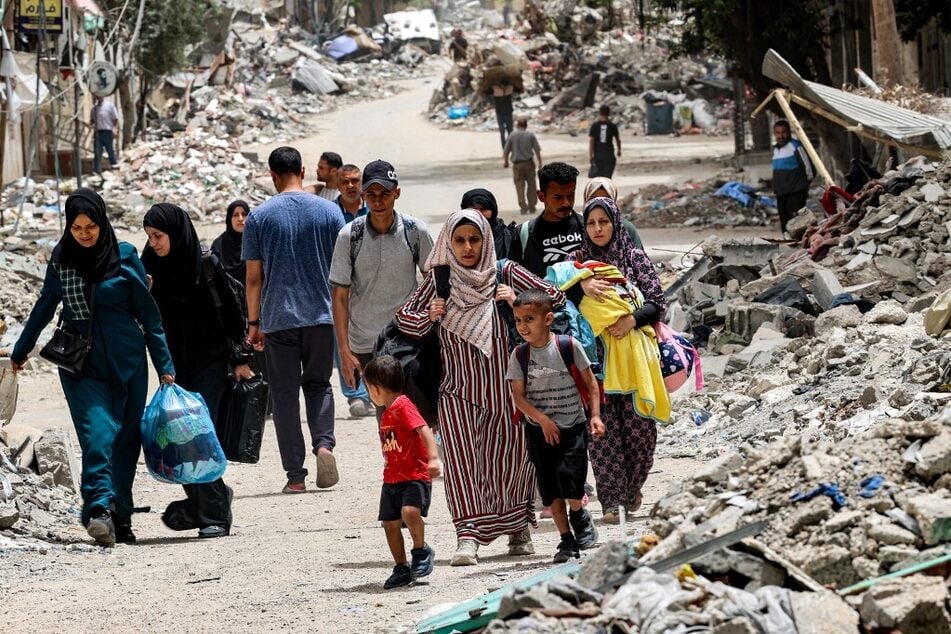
[
  {"x1": 584, "y1": 177, "x2": 619, "y2": 202},
  {"x1": 425, "y1": 209, "x2": 498, "y2": 356}
]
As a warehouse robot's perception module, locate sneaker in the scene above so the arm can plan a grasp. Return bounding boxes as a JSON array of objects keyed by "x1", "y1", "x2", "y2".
[
  {"x1": 315, "y1": 451, "x2": 339, "y2": 488},
  {"x1": 553, "y1": 533, "x2": 580, "y2": 564},
  {"x1": 450, "y1": 539, "x2": 479, "y2": 566},
  {"x1": 348, "y1": 399, "x2": 373, "y2": 418},
  {"x1": 410, "y1": 544, "x2": 435, "y2": 578},
  {"x1": 115, "y1": 523, "x2": 136, "y2": 544},
  {"x1": 198, "y1": 525, "x2": 230, "y2": 539},
  {"x1": 570, "y1": 508, "x2": 599, "y2": 550},
  {"x1": 282, "y1": 481, "x2": 306, "y2": 494},
  {"x1": 87, "y1": 510, "x2": 116, "y2": 547},
  {"x1": 507, "y1": 528, "x2": 535, "y2": 556},
  {"x1": 384, "y1": 563, "x2": 413, "y2": 589},
  {"x1": 601, "y1": 509, "x2": 620, "y2": 525}
]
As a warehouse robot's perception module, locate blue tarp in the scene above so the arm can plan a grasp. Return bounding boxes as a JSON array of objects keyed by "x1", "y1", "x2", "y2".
[{"x1": 325, "y1": 35, "x2": 359, "y2": 60}]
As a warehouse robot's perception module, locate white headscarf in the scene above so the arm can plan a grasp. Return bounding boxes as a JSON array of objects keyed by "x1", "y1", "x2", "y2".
[{"x1": 425, "y1": 209, "x2": 498, "y2": 356}]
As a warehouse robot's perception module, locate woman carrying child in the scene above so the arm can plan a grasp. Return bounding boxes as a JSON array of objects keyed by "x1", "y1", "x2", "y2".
[{"x1": 566, "y1": 196, "x2": 669, "y2": 524}]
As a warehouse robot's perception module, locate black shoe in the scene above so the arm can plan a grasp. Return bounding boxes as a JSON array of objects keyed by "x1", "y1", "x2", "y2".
[
  {"x1": 570, "y1": 508, "x2": 599, "y2": 550},
  {"x1": 87, "y1": 510, "x2": 116, "y2": 547},
  {"x1": 115, "y1": 524, "x2": 136, "y2": 544},
  {"x1": 384, "y1": 563, "x2": 413, "y2": 589},
  {"x1": 553, "y1": 533, "x2": 580, "y2": 564},
  {"x1": 198, "y1": 525, "x2": 230, "y2": 539},
  {"x1": 410, "y1": 544, "x2": 435, "y2": 578}
]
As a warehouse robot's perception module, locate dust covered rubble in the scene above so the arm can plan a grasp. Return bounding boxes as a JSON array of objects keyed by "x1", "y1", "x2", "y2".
[
  {"x1": 0, "y1": 422, "x2": 94, "y2": 551},
  {"x1": 657, "y1": 158, "x2": 951, "y2": 458},
  {"x1": 428, "y1": 4, "x2": 733, "y2": 138},
  {"x1": 476, "y1": 408, "x2": 950, "y2": 634}
]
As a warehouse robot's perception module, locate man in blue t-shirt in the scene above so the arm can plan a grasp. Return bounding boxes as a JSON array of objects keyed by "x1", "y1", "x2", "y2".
[{"x1": 243, "y1": 146, "x2": 346, "y2": 494}]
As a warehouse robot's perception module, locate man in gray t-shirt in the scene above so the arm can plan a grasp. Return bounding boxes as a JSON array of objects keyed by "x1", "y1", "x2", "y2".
[{"x1": 329, "y1": 160, "x2": 433, "y2": 411}]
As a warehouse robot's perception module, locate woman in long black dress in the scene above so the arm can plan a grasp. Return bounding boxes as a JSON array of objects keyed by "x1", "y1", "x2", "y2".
[{"x1": 142, "y1": 203, "x2": 254, "y2": 538}]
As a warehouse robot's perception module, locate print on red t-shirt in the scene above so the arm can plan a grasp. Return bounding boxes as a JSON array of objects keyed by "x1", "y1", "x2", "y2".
[{"x1": 380, "y1": 395, "x2": 432, "y2": 484}]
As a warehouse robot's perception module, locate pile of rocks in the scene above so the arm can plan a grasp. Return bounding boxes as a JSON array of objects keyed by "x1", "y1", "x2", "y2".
[
  {"x1": 659, "y1": 159, "x2": 951, "y2": 455},
  {"x1": 480, "y1": 409, "x2": 950, "y2": 633},
  {"x1": 428, "y1": 9, "x2": 734, "y2": 138},
  {"x1": 621, "y1": 169, "x2": 778, "y2": 229},
  {"x1": 0, "y1": 423, "x2": 89, "y2": 550}
]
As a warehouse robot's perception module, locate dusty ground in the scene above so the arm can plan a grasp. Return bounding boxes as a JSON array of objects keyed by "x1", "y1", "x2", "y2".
[{"x1": 1, "y1": 75, "x2": 765, "y2": 633}]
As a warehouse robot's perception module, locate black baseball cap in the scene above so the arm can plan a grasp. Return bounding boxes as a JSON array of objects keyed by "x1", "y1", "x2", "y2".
[{"x1": 362, "y1": 160, "x2": 398, "y2": 191}]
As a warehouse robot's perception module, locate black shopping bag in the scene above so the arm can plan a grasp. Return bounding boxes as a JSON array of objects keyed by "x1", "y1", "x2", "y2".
[{"x1": 219, "y1": 376, "x2": 269, "y2": 463}]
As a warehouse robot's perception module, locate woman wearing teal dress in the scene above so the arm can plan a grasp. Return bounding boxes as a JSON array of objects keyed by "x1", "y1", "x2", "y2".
[{"x1": 10, "y1": 188, "x2": 175, "y2": 546}]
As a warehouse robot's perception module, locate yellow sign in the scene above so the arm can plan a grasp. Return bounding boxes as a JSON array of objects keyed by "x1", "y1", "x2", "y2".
[{"x1": 17, "y1": 0, "x2": 64, "y2": 33}]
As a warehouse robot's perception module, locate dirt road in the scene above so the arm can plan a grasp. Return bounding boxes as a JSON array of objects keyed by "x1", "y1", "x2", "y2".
[{"x1": 0, "y1": 76, "x2": 736, "y2": 633}]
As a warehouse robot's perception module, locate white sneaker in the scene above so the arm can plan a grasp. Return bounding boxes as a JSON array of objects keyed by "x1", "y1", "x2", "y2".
[
  {"x1": 450, "y1": 539, "x2": 479, "y2": 566},
  {"x1": 348, "y1": 399, "x2": 372, "y2": 418},
  {"x1": 507, "y1": 528, "x2": 535, "y2": 556}
]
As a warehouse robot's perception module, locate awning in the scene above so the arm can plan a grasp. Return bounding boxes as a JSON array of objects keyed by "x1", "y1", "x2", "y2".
[
  {"x1": 762, "y1": 49, "x2": 951, "y2": 154},
  {"x1": 65, "y1": 0, "x2": 104, "y2": 16}
]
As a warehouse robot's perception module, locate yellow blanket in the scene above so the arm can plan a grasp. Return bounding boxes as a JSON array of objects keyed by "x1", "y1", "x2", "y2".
[{"x1": 561, "y1": 263, "x2": 671, "y2": 424}]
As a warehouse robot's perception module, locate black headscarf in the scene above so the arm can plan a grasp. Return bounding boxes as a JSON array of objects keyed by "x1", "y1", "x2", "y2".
[
  {"x1": 52, "y1": 188, "x2": 121, "y2": 282},
  {"x1": 141, "y1": 203, "x2": 202, "y2": 303},
  {"x1": 461, "y1": 188, "x2": 512, "y2": 260},
  {"x1": 212, "y1": 199, "x2": 247, "y2": 279}
]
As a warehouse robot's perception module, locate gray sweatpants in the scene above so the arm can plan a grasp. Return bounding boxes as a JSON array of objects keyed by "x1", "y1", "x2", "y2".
[{"x1": 265, "y1": 325, "x2": 335, "y2": 483}]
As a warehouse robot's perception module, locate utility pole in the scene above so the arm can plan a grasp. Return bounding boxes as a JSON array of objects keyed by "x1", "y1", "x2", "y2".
[{"x1": 68, "y1": 18, "x2": 81, "y2": 186}]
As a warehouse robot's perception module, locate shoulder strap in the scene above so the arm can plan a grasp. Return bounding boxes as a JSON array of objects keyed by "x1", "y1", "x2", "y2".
[
  {"x1": 201, "y1": 253, "x2": 224, "y2": 312},
  {"x1": 519, "y1": 219, "x2": 536, "y2": 252},
  {"x1": 402, "y1": 215, "x2": 421, "y2": 266},
  {"x1": 496, "y1": 258, "x2": 507, "y2": 285},
  {"x1": 515, "y1": 342, "x2": 531, "y2": 383},
  {"x1": 349, "y1": 218, "x2": 366, "y2": 265},
  {"x1": 556, "y1": 334, "x2": 590, "y2": 408}
]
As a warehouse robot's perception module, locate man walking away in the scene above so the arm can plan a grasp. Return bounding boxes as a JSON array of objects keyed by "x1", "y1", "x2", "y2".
[
  {"x1": 306, "y1": 151, "x2": 344, "y2": 200},
  {"x1": 330, "y1": 160, "x2": 434, "y2": 419},
  {"x1": 243, "y1": 147, "x2": 346, "y2": 494},
  {"x1": 503, "y1": 117, "x2": 543, "y2": 215},
  {"x1": 772, "y1": 119, "x2": 814, "y2": 237},
  {"x1": 588, "y1": 105, "x2": 621, "y2": 179},
  {"x1": 493, "y1": 82, "x2": 515, "y2": 148},
  {"x1": 449, "y1": 29, "x2": 468, "y2": 62},
  {"x1": 92, "y1": 97, "x2": 119, "y2": 175}
]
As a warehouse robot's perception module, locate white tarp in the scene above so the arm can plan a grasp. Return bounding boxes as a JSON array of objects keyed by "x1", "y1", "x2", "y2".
[{"x1": 383, "y1": 9, "x2": 440, "y2": 44}]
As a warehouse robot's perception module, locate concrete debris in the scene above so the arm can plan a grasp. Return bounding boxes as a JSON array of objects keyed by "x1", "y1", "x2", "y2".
[
  {"x1": 0, "y1": 428, "x2": 86, "y2": 544},
  {"x1": 646, "y1": 407, "x2": 951, "y2": 631},
  {"x1": 622, "y1": 170, "x2": 777, "y2": 229},
  {"x1": 428, "y1": 6, "x2": 735, "y2": 139},
  {"x1": 483, "y1": 541, "x2": 860, "y2": 633}
]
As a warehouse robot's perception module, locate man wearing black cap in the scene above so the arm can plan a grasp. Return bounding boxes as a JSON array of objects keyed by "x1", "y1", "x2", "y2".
[{"x1": 330, "y1": 160, "x2": 434, "y2": 418}]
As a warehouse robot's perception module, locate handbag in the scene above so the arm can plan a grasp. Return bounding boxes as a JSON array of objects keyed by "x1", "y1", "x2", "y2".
[
  {"x1": 40, "y1": 285, "x2": 96, "y2": 375},
  {"x1": 218, "y1": 376, "x2": 269, "y2": 464},
  {"x1": 654, "y1": 321, "x2": 703, "y2": 393}
]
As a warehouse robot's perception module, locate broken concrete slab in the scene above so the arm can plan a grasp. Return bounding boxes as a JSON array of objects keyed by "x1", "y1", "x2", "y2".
[
  {"x1": 813, "y1": 304, "x2": 862, "y2": 335},
  {"x1": 33, "y1": 430, "x2": 79, "y2": 493},
  {"x1": 787, "y1": 208, "x2": 819, "y2": 240},
  {"x1": 789, "y1": 590, "x2": 860, "y2": 634},
  {"x1": 903, "y1": 493, "x2": 951, "y2": 545},
  {"x1": 865, "y1": 299, "x2": 908, "y2": 325},
  {"x1": 859, "y1": 574, "x2": 951, "y2": 634},
  {"x1": 292, "y1": 59, "x2": 339, "y2": 95},
  {"x1": 811, "y1": 269, "x2": 845, "y2": 311},
  {"x1": 575, "y1": 541, "x2": 628, "y2": 590},
  {"x1": 915, "y1": 430, "x2": 951, "y2": 480}
]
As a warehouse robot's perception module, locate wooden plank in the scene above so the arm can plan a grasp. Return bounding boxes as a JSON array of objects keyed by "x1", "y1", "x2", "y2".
[{"x1": 415, "y1": 561, "x2": 582, "y2": 634}]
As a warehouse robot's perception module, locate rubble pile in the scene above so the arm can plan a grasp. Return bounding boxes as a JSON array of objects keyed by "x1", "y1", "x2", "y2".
[
  {"x1": 658, "y1": 158, "x2": 951, "y2": 455},
  {"x1": 429, "y1": 6, "x2": 734, "y2": 137},
  {"x1": 479, "y1": 409, "x2": 950, "y2": 633},
  {"x1": 621, "y1": 169, "x2": 778, "y2": 229},
  {"x1": 0, "y1": 419, "x2": 89, "y2": 550}
]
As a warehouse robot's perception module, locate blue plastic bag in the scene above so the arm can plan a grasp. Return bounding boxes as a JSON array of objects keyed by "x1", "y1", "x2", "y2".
[{"x1": 141, "y1": 384, "x2": 227, "y2": 485}]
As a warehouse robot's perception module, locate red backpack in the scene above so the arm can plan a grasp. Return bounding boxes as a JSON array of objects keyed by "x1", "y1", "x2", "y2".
[{"x1": 512, "y1": 335, "x2": 601, "y2": 424}]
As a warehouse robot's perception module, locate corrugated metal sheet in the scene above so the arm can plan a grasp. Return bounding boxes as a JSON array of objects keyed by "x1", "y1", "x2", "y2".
[{"x1": 762, "y1": 49, "x2": 951, "y2": 152}]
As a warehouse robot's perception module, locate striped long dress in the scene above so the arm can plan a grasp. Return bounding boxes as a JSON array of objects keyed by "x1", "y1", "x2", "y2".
[{"x1": 395, "y1": 260, "x2": 564, "y2": 544}]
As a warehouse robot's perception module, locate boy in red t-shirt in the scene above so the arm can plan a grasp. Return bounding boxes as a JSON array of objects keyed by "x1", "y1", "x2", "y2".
[{"x1": 363, "y1": 355, "x2": 443, "y2": 589}]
